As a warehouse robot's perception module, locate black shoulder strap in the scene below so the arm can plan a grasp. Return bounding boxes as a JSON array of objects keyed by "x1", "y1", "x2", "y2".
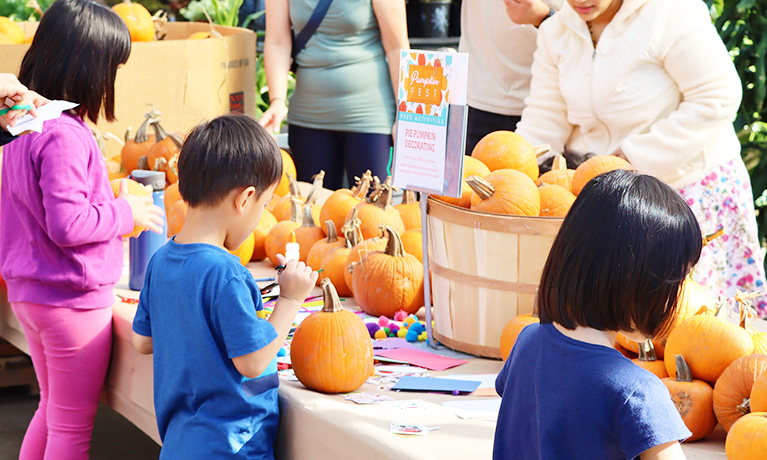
[{"x1": 291, "y1": 0, "x2": 334, "y2": 61}]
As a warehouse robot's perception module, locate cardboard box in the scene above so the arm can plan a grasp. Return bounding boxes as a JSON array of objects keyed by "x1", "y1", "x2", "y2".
[{"x1": 0, "y1": 22, "x2": 256, "y2": 160}]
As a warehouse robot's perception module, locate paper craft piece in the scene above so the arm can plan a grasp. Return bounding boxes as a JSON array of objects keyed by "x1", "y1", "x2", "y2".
[
  {"x1": 441, "y1": 398, "x2": 502, "y2": 419},
  {"x1": 390, "y1": 423, "x2": 440, "y2": 436},
  {"x1": 374, "y1": 347, "x2": 468, "y2": 371},
  {"x1": 372, "y1": 338, "x2": 422, "y2": 352},
  {"x1": 447, "y1": 374, "x2": 499, "y2": 396},
  {"x1": 343, "y1": 392, "x2": 394, "y2": 404},
  {"x1": 7, "y1": 100, "x2": 79, "y2": 136},
  {"x1": 391, "y1": 376, "x2": 481, "y2": 394},
  {"x1": 376, "y1": 364, "x2": 428, "y2": 375}
]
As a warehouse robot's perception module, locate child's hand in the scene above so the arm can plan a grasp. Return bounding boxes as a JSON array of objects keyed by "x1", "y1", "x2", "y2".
[
  {"x1": 119, "y1": 179, "x2": 165, "y2": 234},
  {"x1": 275, "y1": 254, "x2": 317, "y2": 303}
]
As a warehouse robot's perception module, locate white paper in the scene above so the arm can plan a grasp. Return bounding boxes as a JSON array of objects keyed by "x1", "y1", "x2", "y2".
[
  {"x1": 445, "y1": 374, "x2": 498, "y2": 390},
  {"x1": 376, "y1": 365, "x2": 429, "y2": 375},
  {"x1": 441, "y1": 398, "x2": 502, "y2": 419},
  {"x1": 7, "y1": 100, "x2": 79, "y2": 136}
]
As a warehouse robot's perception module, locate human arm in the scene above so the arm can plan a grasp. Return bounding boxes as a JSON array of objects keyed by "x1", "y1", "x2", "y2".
[
  {"x1": 118, "y1": 178, "x2": 166, "y2": 235},
  {"x1": 639, "y1": 441, "x2": 687, "y2": 460},
  {"x1": 372, "y1": 0, "x2": 409, "y2": 99},
  {"x1": 259, "y1": 0, "x2": 293, "y2": 133},
  {"x1": 502, "y1": 0, "x2": 554, "y2": 27},
  {"x1": 132, "y1": 331, "x2": 154, "y2": 354},
  {"x1": 232, "y1": 256, "x2": 317, "y2": 378}
]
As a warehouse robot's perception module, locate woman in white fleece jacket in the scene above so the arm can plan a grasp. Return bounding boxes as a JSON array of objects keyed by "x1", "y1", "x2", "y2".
[{"x1": 515, "y1": 0, "x2": 767, "y2": 317}]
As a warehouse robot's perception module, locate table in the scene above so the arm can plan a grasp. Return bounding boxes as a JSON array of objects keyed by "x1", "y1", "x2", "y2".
[{"x1": 0, "y1": 258, "x2": 749, "y2": 459}]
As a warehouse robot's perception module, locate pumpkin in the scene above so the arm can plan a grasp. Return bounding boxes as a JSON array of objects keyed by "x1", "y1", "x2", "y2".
[
  {"x1": 499, "y1": 314, "x2": 539, "y2": 361},
  {"x1": 319, "y1": 171, "x2": 373, "y2": 236},
  {"x1": 343, "y1": 215, "x2": 387, "y2": 292},
  {"x1": 570, "y1": 155, "x2": 634, "y2": 196},
  {"x1": 395, "y1": 190, "x2": 421, "y2": 230},
  {"x1": 228, "y1": 232, "x2": 255, "y2": 266},
  {"x1": 106, "y1": 158, "x2": 128, "y2": 181},
  {"x1": 290, "y1": 278, "x2": 374, "y2": 393},
  {"x1": 188, "y1": 31, "x2": 212, "y2": 40},
  {"x1": 631, "y1": 340, "x2": 668, "y2": 379},
  {"x1": 614, "y1": 340, "x2": 638, "y2": 359},
  {"x1": 751, "y1": 371, "x2": 767, "y2": 413},
  {"x1": 146, "y1": 121, "x2": 183, "y2": 183},
  {"x1": 293, "y1": 204, "x2": 325, "y2": 263},
  {"x1": 725, "y1": 412, "x2": 767, "y2": 459},
  {"x1": 272, "y1": 171, "x2": 323, "y2": 224},
  {"x1": 307, "y1": 221, "x2": 345, "y2": 271},
  {"x1": 348, "y1": 176, "x2": 405, "y2": 240},
  {"x1": 167, "y1": 199, "x2": 188, "y2": 237},
  {"x1": 662, "y1": 355, "x2": 718, "y2": 442},
  {"x1": 112, "y1": 0, "x2": 155, "y2": 42},
  {"x1": 264, "y1": 198, "x2": 303, "y2": 266},
  {"x1": 470, "y1": 130, "x2": 538, "y2": 180},
  {"x1": 713, "y1": 354, "x2": 767, "y2": 431},
  {"x1": 537, "y1": 184, "x2": 575, "y2": 217},
  {"x1": 319, "y1": 225, "x2": 361, "y2": 297},
  {"x1": 754, "y1": 333, "x2": 767, "y2": 355},
  {"x1": 400, "y1": 228, "x2": 423, "y2": 263},
  {"x1": 351, "y1": 226, "x2": 424, "y2": 317},
  {"x1": 250, "y1": 209, "x2": 278, "y2": 262},
  {"x1": 121, "y1": 112, "x2": 156, "y2": 175},
  {"x1": 434, "y1": 156, "x2": 491, "y2": 208},
  {"x1": 467, "y1": 169, "x2": 540, "y2": 216},
  {"x1": 164, "y1": 182, "x2": 181, "y2": 217},
  {"x1": 0, "y1": 17, "x2": 24, "y2": 44},
  {"x1": 664, "y1": 314, "x2": 754, "y2": 384},
  {"x1": 110, "y1": 178, "x2": 151, "y2": 238},
  {"x1": 274, "y1": 149, "x2": 297, "y2": 197},
  {"x1": 536, "y1": 154, "x2": 574, "y2": 189}
]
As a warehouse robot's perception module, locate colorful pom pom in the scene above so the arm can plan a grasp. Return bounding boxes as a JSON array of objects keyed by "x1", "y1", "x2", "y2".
[
  {"x1": 374, "y1": 328, "x2": 388, "y2": 339},
  {"x1": 366, "y1": 322, "x2": 381, "y2": 338},
  {"x1": 418, "y1": 332, "x2": 427, "y2": 341},
  {"x1": 397, "y1": 328, "x2": 408, "y2": 338},
  {"x1": 378, "y1": 316, "x2": 390, "y2": 327},
  {"x1": 277, "y1": 347, "x2": 287, "y2": 357},
  {"x1": 393, "y1": 310, "x2": 409, "y2": 321},
  {"x1": 390, "y1": 324, "x2": 400, "y2": 334},
  {"x1": 405, "y1": 329, "x2": 419, "y2": 342}
]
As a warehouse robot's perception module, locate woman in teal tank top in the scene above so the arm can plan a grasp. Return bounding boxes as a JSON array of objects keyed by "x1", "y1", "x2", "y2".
[{"x1": 260, "y1": 0, "x2": 408, "y2": 189}]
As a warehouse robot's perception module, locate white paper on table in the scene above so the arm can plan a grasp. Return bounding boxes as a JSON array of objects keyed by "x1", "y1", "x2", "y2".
[
  {"x1": 442, "y1": 398, "x2": 502, "y2": 419},
  {"x1": 376, "y1": 365, "x2": 429, "y2": 375},
  {"x1": 7, "y1": 100, "x2": 79, "y2": 136}
]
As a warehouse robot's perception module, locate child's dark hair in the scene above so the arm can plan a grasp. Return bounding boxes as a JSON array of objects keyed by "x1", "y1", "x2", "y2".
[
  {"x1": 537, "y1": 169, "x2": 702, "y2": 339},
  {"x1": 178, "y1": 113, "x2": 282, "y2": 207},
  {"x1": 19, "y1": 0, "x2": 130, "y2": 124}
]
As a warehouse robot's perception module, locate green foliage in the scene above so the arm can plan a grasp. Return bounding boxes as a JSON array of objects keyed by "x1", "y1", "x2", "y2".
[
  {"x1": 0, "y1": 0, "x2": 54, "y2": 21},
  {"x1": 254, "y1": 54, "x2": 295, "y2": 121},
  {"x1": 181, "y1": 0, "x2": 262, "y2": 28}
]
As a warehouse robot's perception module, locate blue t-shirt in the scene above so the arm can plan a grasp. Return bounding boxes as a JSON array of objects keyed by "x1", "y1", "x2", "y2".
[
  {"x1": 132, "y1": 240, "x2": 279, "y2": 459},
  {"x1": 493, "y1": 323, "x2": 690, "y2": 460}
]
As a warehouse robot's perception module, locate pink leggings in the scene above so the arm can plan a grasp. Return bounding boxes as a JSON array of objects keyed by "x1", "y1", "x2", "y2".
[{"x1": 11, "y1": 302, "x2": 112, "y2": 460}]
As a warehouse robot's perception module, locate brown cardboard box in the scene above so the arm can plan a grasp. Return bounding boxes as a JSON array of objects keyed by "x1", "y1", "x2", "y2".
[{"x1": 0, "y1": 22, "x2": 256, "y2": 160}]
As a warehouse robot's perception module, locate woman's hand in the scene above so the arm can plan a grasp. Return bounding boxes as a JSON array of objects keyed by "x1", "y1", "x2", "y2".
[
  {"x1": 502, "y1": 0, "x2": 553, "y2": 27},
  {"x1": 259, "y1": 99, "x2": 288, "y2": 134}
]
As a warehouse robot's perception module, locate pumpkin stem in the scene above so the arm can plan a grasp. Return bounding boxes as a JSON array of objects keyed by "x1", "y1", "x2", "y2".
[
  {"x1": 637, "y1": 339, "x2": 658, "y2": 362},
  {"x1": 301, "y1": 202, "x2": 316, "y2": 227},
  {"x1": 286, "y1": 174, "x2": 302, "y2": 201},
  {"x1": 368, "y1": 176, "x2": 382, "y2": 203},
  {"x1": 323, "y1": 220, "x2": 338, "y2": 243},
  {"x1": 320, "y1": 278, "x2": 344, "y2": 313},
  {"x1": 351, "y1": 170, "x2": 373, "y2": 200},
  {"x1": 288, "y1": 197, "x2": 302, "y2": 223},
  {"x1": 552, "y1": 154, "x2": 567, "y2": 171},
  {"x1": 305, "y1": 170, "x2": 326, "y2": 206},
  {"x1": 401, "y1": 189, "x2": 417, "y2": 205},
  {"x1": 737, "y1": 397, "x2": 751, "y2": 416},
  {"x1": 533, "y1": 144, "x2": 551, "y2": 158},
  {"x1": 341, "y1": 208, "x2": 362, "y2": 248},
  {"x1": 674, "y1": 355, "x2": 693, "y2": 383},
  {"x1": 344, "y1": 225, "x2": 361, "y2": 249},
  {"x1": 382, "y1": 226, "x2": 406, "y2": 258},
  {"x1": 373, "y1": 177, "x2": 396, "y2": 210},
  {"x1": 124, "y1": 126, "x2": 134, "y2": 143},
  {"x1": 466, "y1": 175, "x2": 495, "y2": 200}
]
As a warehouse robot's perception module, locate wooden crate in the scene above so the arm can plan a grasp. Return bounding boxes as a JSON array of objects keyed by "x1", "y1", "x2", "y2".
[{"x1": 426, "y1": 197, "x2": 562, "y2": 358}]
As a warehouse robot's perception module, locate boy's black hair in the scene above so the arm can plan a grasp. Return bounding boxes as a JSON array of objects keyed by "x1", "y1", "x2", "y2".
[
  {"x1": 19, "y1": 0, "x2": 131, "y2": 124},
  {"x1": 537, "y1": 169, "x2": 702, "y2": 339},
  {"x1": 178, "y1": 113, "x2": 282, "y2": 207}
]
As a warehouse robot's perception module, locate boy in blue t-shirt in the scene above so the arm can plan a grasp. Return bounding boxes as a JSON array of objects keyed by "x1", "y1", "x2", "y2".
[{"x1": 132, "y1": 114, "x2": 317, "y2": 459}]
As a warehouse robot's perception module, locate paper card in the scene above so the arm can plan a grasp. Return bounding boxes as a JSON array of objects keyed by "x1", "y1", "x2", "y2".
[
  {"x1": 447, "y1": 374, "x2": 499, "y2": 396},
  {"x1": 7, "y1": 100, "x2": 78, "y2": 136},
  {"x1": 441, "y1": 398, "x2": 502, "y2": 419},
  {"x1": 343, "y1": 392, "x2": 394, "y2": 404},
  {"x1": 374, "y1": 348, "x2": 468, "y2": 371},
  {"x1": 390, "y1": 423, "x2": 440, "y2": 436},
  {"x1": 376, "y1": 365, "x2": 429, "y2": 375},
  {"x1": 391, "y1": 376, "x2": 481, "y2": 394}
]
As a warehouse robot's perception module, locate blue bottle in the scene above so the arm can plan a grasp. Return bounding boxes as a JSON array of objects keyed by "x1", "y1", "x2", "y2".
[{"x1": 128, "y1": 170, "x2": 167, "y2": 291}]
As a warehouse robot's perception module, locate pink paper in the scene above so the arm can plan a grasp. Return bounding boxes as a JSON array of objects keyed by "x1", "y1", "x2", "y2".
[
  {"x1": 372, "y1": 338, "x2": 421, "y2": 351},
  {"x1": 374, "y1": 348, "x2": 468, "y2": 371}
]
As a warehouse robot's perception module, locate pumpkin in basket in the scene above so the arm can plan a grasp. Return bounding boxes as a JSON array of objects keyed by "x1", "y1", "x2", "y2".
[
  {"x1": 290, "y1": 278, "x2": 374, "y2": 393},
  {"x1": 110, "y1": 178, "x2": 150, "y2": 238},
  {"x1": 570, "y1": 155, "x2": 634, "y2": 196},
  {"x1": 536, "y1": 154, "x2": 574, "y2": 189},
  {"x1": 319, "y1": 171, "x2": 372, "y2": 236},
  {"x1": 470, "y1": 131, "x2": 538, "y2": 180},
  {"x1": 434, "y1": 156, "x2": 490, "y2": 208},
  {"x1": 467, "y1": 169, "x2": 540, "y2": 216},
  {"x1": 537, "y1": 184, "x2": 575, "y2": 218},
  {"x1": 713, "y1": 354, "x2": 767, "y2": 432},
  {"x1": 662, "y1": 355, "x2": 717, "y2": 442},
  {"x1": 725, "y1": 412, "x2": 767, "y2": 459},
  {"x1": 751, "y1": 371, "x2": 767, "y2": 413},
  {"x1": 112, "y1": 0, "x2": 155, "y2": 42}
]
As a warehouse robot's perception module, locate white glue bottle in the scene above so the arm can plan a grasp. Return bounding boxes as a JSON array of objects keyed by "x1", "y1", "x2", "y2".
[{"x1": 285, "y1": 232, "x2": 300, "y2": 262}]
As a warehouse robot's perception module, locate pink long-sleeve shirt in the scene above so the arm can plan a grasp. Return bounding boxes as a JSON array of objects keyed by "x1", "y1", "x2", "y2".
[{"x1": 1, "y1": 113, "x2": 134, "y2": 308}]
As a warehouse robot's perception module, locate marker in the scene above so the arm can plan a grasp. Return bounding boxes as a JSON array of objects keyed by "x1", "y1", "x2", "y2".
[{"x1": 254, "y1": 276, "x2": 276, "y2": 283}]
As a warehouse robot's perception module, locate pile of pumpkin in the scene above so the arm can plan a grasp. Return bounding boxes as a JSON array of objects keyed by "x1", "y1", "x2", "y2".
[
  {"x1": 500, "y1": 278, "x2": 767, "y2": 456},
  {"x1": 0, "y1": 16, "x2": 32, "y2": 44},
  {"x1": 113, "y1": 0, "x2": 224, "y2": 41},
  {"x1": 435, "y1": 130, "x2": 632, "y2": 218}
]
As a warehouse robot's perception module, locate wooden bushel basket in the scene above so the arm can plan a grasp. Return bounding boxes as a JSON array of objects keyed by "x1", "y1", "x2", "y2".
[{"x1": 426, "y1": 197, "x2": 563, "y2": 359}]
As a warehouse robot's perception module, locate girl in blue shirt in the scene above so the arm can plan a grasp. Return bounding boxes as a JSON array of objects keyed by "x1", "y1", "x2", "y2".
[{"x1": 493, "y1": 169, "x2": 697, "y2": 460}]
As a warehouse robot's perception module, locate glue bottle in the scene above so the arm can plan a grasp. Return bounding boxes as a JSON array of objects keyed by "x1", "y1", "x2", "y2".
[
  {"x1": 285, "y1": 232, "x2": 300, "y2": 262},
  {"x1": 128, "y1": 170, "x2": 167, "y2": 291}
]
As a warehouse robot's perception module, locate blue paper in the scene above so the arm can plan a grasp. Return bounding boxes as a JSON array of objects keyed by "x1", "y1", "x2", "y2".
[{"x1": 391, "y1": 376, "x2": 481, "y2": 394}]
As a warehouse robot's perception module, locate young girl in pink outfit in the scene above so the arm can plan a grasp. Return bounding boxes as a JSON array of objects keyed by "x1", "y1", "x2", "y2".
[{"x1": 0, "y1": 1, "x2": 164, "y2": 458}]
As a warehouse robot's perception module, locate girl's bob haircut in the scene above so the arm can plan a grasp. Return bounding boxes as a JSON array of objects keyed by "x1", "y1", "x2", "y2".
[
  {"x1": 537, "y1": 169, "x2": 702, "y2": 339},
  {"x1": 19, "y1": 0, "x2": 131, "y2": 124}
]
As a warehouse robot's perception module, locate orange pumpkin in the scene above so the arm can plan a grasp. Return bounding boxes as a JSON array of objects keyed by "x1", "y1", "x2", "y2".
[
  {"x1": 467, "y1": 169, "x2": 540, "y2": 216},
  {"x1": 351, "y1": 226, "x2": 424, "y2": 318},
  {"x1": 725, "y1": 412, "x2": 767, "y2": 459},
  {"x1": 318, "y1": 225, "x2": 361, "y2": 297},
  {"x1": 537, "y1": 184, "x2": 575, "y2": 218},
  {"x1": 536, "y1": 154, "x2": 574, "y2": 189},
  {"x1": 714, "y1": 354, "x2": 767, "y2": 431},
  {"x1": 400, "y1": 228, "x2": 423, "y2": 263},
  {"x1": 306, "y1": 221, "x2": 345, "y2": 272},
  {"x1": 570, "y1": 155, "x2": 634, "y2": 196},
  {"x1": 121, "y1": 114, "x2": 156, "y2": 175},
  {"x1": 348, "y1": 177, "x2": 405, "y2": 240},
  {"x1": 264, "y1": 198, "x2": 303, "y2": 266},
  {"x1": 274, "y1": 149, "x2": 297, "y2": 197},
  {"x1": 106, "y1": 158, "x2": 127, "y2": 181},
  {"x1": 228, "y1": 232, "x2": 255, "y2": 266},
  {"x1": 319, "y1": 171, "x2": 372, "y2": 236},
  {"x1": 753, "y1": 333, "x2": 767, "y2": 355},
  {"x1": 631, "y1": 340, "x2": 668, "y2": 379},
  {"x1": 251, "y1": 209, "x2": 278, "y2": 262},
  {"x1": 751, "y1": 371, "x2": 767, "y2": 413},
  {"x1": 110, "y1": 178, "x2": 150, "y2": 238},
  {"x1": 0, "y1": 17, "x2": 25, "y2": 44},
  {"x1": 146, "y1": 122, "x2": 183, "y2": 182},
  {"x1": 272, "y1": 171, "x2": 323, "y2": 224},
  {"x1": 470, "y1": 130, "x2": 538, "y2": 180},
  {"x1": 395, "y1": 190, "x2": 421, "y2": 230},
  {"x1": 343, "y1": 227, "x2": 387, "y2": 293},
  {"x1": 434, "y1": 156, "x2": 491, "y2": 208},
  {"x1": 290, "y1": 278, "x2": 374, "y2": 393},
  {"x1": 662, "y1": 355, "x2": 718, "y2": 442},
  {"x1": 499, "y1": 314, "x2": 539, "y2": 361},
  {"x1": 164, "y1": 182, "x2": 181, "y2": 217},
  {"x1": 293, "y1": 204, "x2": 325, "y2": 263},
  {"x1": 112, "y1": 0, "x2": 155, "y2": 42},
  {"x1": 167, "y1": 199, "x2": 188, "y2": 238}
]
